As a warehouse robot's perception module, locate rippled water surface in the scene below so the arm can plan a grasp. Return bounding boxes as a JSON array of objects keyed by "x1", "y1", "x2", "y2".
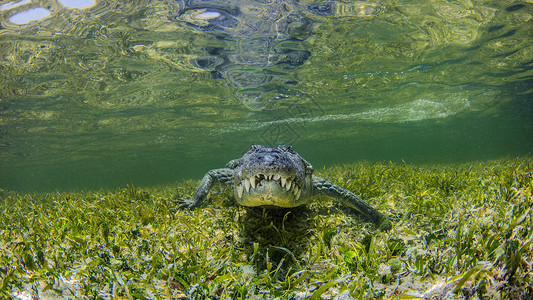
[{"x1": 1, "y1": 0, "x2": 532, "y2": 192}]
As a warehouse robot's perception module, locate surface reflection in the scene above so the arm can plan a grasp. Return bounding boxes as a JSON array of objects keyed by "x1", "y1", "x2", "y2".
[{"x1": 174, "y1": 0, "x2": 336, "y2": 110}]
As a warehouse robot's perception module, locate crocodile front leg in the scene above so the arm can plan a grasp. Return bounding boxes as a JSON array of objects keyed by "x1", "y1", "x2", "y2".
[
  {"x1": 312, "y1": 176, "x2": 390, "y2": 229},
  {"x1": 177, "y1": 168, "x2": 234, "y2": 209}
]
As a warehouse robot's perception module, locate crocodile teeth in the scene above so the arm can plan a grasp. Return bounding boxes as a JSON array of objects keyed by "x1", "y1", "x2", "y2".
[
  {"x1": 244, "y1": 178, "x2": 250, "y2": 192},
  {"x1": 242, "y1": 174, "x2": 301, "y2": 196},
  {"x1": 236, "y1": 184, "x2": 243, "y2": 198},
  {"x1": 250, "y1": 176, "x2": 256, "y2": 189}
]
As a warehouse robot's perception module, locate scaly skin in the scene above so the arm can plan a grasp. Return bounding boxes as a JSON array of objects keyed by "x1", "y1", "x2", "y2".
[{"x1": 178, "y1": 145, "x2": 391, "y2": 229}]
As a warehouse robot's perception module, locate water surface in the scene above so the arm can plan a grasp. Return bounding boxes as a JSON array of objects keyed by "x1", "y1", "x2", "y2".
[{"x1": 0, "y1": 0, "x2": 531, "y2": 192}]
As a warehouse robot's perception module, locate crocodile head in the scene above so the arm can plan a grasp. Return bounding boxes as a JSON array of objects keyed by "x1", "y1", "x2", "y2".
[{"x1": 232, "y1": 145, "x2": 313, "y2": 207}]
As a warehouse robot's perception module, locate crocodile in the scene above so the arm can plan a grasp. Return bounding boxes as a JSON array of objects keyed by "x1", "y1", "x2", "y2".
[
  {"x1": 173, "y1": 0, "x2": 336, "y2": 110},
  {"x1": 178, "y1": 145, "x2": 391, "y2": 229}
]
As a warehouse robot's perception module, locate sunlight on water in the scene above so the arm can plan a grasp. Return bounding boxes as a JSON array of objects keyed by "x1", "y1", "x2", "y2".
[
  {"x1": 7, "y1": 7, "x2": 49, "y2": 24},
  {"x1": 195, "y1": 10, "x2": 221, "y2": 20},
  {"x1": 58, "y1": 0, "x2": 96, "y2": 9},
  {"x1": 0, "y1": 0, "x2": 30, "y2": 11}
]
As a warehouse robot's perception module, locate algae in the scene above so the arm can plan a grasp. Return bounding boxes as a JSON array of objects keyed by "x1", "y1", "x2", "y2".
[{"x1": 1, "y1": 158, "x2": 532, "y2": 299}]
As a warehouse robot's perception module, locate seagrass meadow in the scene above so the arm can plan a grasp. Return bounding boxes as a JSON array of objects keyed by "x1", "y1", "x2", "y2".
[{"x1": 1, "y1": 158, "x2": 532, "y2": 299}]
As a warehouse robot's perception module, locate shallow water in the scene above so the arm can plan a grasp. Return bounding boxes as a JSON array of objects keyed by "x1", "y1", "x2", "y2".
[{"x1": 0, "y1": 0, "x2": 531, "y2": 192}]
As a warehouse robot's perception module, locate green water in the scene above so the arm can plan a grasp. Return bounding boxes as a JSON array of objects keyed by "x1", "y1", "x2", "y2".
[{"x1": 0, "y1": 0, "x2": 532, "y2": 192}]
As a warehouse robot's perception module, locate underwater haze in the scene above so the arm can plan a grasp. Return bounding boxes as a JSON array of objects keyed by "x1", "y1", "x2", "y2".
[{"x1": 0, "y1": 0, "x2": 532, "y2": 192}]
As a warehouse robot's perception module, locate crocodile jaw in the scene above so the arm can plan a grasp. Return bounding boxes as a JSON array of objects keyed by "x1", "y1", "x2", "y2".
[{"x1": 234, "y1": 172, "x2": 310, "y2": 207}]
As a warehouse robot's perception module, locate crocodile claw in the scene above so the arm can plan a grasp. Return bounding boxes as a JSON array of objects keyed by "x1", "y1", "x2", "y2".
[
  {"x1": 386, "y1": 213, "x2": 402, "y2": 223},
  {"x1": 175, "y1": 197, "x2": 199, "y2": 209},
  {"x1": 378, "y1": 217, "x2": 393, "y2": 232}
]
